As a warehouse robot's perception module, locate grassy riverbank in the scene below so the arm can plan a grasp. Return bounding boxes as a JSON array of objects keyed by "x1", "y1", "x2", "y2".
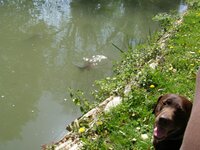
[
  {"x1": 74, "y1": 1, "x2": 200, "y2": 149},
  {"x1": 47, "y1": 1, "x2": 200, "y2": 149}
]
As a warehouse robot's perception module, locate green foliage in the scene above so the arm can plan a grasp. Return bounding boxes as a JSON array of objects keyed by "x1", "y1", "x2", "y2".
[
  {"x1": 187, "y1": 0, "x2": 200, "y2": 9},
  {"x1": 68, "y1": 88, "x2": 93, "y2": 113},
  {"x1": 81, "y1": 93, "x2": 154, "y2": 150},
  {"x1": 153, "y1": 13, "x2": 174, "y2": 31}
]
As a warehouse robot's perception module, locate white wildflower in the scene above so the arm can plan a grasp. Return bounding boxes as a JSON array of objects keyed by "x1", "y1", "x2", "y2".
[{"x1": 141, "y1": 134, "x2": 148, "y2": 140}]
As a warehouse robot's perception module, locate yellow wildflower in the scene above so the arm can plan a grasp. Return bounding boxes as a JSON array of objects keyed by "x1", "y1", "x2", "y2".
[
  {"x1": 196, "y1": 13, "x2": 200, "y2": 17},
  {"x1": 96, "y1": 121, "x2": 103, "y2": 126},
  {"x1": 78, "y1": 127, "x2": 85, "y2": 133},
  {"x1": 150, "y1": 84, "x2": 155, "y2": 88},
  {"x1": 169, "y1": 66, "x2": 173, "y2": 71}
]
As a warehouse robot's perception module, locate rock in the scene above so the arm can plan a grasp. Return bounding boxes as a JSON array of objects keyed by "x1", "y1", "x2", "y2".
[{"x1": 104, "y1": 96, "x2": 122, "y2": 112}]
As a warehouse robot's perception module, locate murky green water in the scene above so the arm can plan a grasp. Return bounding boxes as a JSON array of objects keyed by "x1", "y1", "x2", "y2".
[{"x1": 0, "y1": 0, "x2": 185, "y2": 149}]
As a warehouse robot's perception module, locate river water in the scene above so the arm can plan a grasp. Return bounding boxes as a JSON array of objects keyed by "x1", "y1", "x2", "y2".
[{"x1": 0, "y1": 0, "x2": 185, "y2": 149}]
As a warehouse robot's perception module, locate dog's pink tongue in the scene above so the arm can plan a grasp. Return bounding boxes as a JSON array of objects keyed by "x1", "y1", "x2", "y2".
[{"x1": 154, "y1": 126, "x2": 166, "y2": 139}]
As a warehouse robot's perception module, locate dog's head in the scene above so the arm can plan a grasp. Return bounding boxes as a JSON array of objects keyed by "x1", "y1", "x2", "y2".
[{"x1": 153, "y1": 94, "x2": 192, "y2": 141}]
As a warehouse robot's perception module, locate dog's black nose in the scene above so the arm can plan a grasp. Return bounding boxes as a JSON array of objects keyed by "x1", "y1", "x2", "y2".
[{"x1": 158, "y1": 116, "x2": 171, "y2": 126}]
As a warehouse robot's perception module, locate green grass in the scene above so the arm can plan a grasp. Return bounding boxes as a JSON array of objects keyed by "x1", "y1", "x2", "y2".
[{"x1": 77, "y1": 1, "x2": 200, "y2": 149}]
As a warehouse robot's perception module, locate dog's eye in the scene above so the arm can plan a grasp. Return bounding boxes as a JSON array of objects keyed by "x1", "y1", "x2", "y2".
[{"x1": 163, "y1": 99, "x2": 172, "y2": 105}]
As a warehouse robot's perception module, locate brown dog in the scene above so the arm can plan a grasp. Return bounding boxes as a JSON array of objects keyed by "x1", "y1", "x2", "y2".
[{"x1": 153, "y1": 94, "x2": 192, "y2": 150}]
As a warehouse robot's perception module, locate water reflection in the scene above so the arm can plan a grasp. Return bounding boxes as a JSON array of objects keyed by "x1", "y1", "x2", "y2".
[
  {"x1": 0, "y1": 0, "x2": 183, "y2": 149},
  {"x1": 33, "y1": 0, "x2": 72, "y2": 28},
  {"x1": 179, "y1": 0, "x2": 188, "y2": 14},
  {"x1": 30, "y1": 0, "x2": 184, "y2": 61}
]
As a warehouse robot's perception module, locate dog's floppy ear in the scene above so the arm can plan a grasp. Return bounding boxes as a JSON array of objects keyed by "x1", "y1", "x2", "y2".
[
  {"x1": 182, "y1": 97, "x2": 193, "y2": 118},
  {"x1": 153, "y1": 95, "x2": 163, "y2": 114}
]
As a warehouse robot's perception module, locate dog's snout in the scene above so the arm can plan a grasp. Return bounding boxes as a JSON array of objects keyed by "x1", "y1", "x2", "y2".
[{"x1": 158, "y1": 116, "x2": 171, "y2": 126}]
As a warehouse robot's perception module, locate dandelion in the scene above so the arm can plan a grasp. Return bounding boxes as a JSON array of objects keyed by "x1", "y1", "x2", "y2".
[
  {"x1": 196, "y1": 13, "x2": 200, "y2": 17},
  {"x1": 96, "y1": 121, "x2": 103, "y2": 126},
  {"x1": 78, "y1": 127, "x2": 85, "y2": 133},
  {"x1": 169, "y1": 66, "x2": 173, "y2": 71},
  {"x1": 150, "y1": 84, "x2": 155, "y2": 88}
]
